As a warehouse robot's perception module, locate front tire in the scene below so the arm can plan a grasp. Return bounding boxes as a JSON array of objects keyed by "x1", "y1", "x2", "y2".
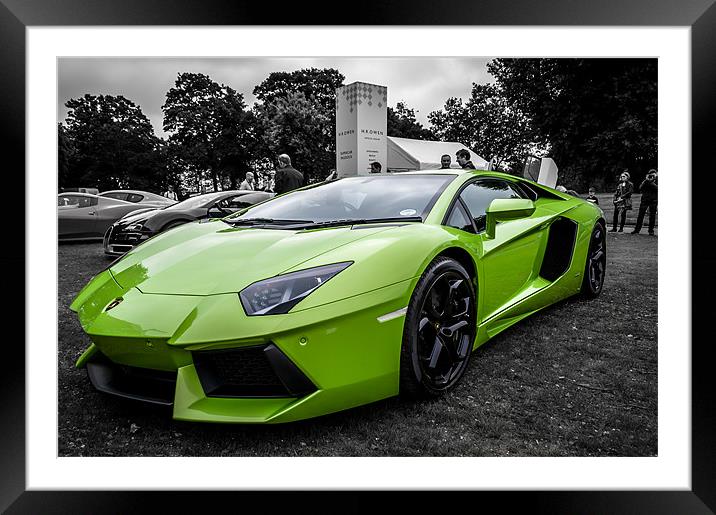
[
  {"x1": 581, "y1": 222, "x2": 607, "y2": 298},
  {"x1": 399, "y1": 257, "x2": 477, "y2": 397}
]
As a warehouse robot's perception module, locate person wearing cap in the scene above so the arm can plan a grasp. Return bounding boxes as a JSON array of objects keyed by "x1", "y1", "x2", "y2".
[
  {"x1": 274, "y1": 154, "x2": 304, "y2": 195},
  {"x1": 631, "y1": 169, "x2": 658, "y2": 235},
  {"x1": 610, "y1": 170, "x2": 634, "y2": 232}
]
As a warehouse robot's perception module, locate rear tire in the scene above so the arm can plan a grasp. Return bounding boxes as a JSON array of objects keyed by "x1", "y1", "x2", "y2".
[
  {"x1": 399, "y1": 257, "x2": 477, "y2": 397},
  {"x1": 581, "y1": 222, "x2": 607, "y2": 298}
]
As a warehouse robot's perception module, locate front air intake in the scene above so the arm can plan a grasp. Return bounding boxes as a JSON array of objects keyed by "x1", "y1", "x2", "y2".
[{"x1": 192, "y1": 343, "x2": 316, "y2": 398}]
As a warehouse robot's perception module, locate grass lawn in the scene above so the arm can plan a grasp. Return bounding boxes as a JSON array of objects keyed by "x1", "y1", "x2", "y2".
[{"x1": 58, "y1": 232, "x2": 657, "y2": 457}]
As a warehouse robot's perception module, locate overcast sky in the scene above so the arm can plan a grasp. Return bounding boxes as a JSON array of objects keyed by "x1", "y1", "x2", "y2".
[{"x1": 57, "y1": 57, "x2": 493, "y2": 137}]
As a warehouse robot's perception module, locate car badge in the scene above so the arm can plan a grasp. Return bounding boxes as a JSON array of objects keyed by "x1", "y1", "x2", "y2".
[{"x1": 105, "y1": 297, "x2": 124, "y2": 312}]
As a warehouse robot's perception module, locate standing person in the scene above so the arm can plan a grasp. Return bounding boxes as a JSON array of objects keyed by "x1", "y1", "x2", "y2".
[
  {"x1": 586, "y1": 187, "x2": 599, "y2": 205},
  {"x1": 631, "y1": 169, "x2": 658, "y2": 235},
  {"x1": 163, "y1": 184, "x2": 178, "y2": 201},
  {"x1": 455, "y1": 149, "x2": 476, "y2": 170},
  {"x1": 239, "y1": 171, "x2": 256, "y2": 191},
  {"x1": 610, "y1": 170, "x2": 634, "y2": 232},
  {"x1": 370, "y1": 162, "x2": 382, "y2": 174},
  {"x1": 274, "y1": 154, "x2": 304, "y2": 195},
  {"x1": 440, "y1": 154, "x2": 452, "y2": 169}
]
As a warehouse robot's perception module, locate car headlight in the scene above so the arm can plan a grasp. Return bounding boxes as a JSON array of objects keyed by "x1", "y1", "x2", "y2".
[
  {"x1": 239, "y1": 262, "x2": 352, "y2": 316},
  {"x1": 126, "y1": 222, "x2": 144, "y2": 232}
]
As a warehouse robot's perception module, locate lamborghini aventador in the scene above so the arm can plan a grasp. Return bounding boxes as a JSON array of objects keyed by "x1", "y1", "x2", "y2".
[{"x1": 71, "y1": 171, "x2": 606, "y2": 423}]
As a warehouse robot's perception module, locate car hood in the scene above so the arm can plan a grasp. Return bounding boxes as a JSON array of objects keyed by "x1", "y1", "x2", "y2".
[
  {"x1": 109, "y1": 220, "x2": 399, "y2": 296},
  {"x1": 117, "y1": 208, "x2": 158, "y2": 223}
]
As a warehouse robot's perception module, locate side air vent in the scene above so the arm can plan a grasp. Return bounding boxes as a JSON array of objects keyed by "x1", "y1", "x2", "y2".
[{"x1": 539, "y1": 217, "x2": 578, "y2": 281}]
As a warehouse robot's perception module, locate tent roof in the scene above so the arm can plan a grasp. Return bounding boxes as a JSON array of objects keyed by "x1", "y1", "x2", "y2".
[{"x1": 387, "y1": 136, "x2": 488, "y2": 171}]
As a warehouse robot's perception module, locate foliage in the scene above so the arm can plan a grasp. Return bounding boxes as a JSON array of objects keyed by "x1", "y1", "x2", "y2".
[
  {"x1": 253, "y1": 91, "x2": 332, "y2": 184},
  {"x1": 429, "y1": 84, "x2": 538, "y2": 173},
  {"x1": 252, "y1": 68, "x2": 344, "y2": 182},
  {"x1": 61, "y1": 94, "x2": 163, "y2": 191},
  {"x1": 488, "y1": 58, "x2": 657, "y2": 190},
  {"x1": 253, "y1": 68, "x2": 345, "y2": 116},
  {"x1": 387, "y1": 102, "x2": 436, "y2": 140},
  {"x1": 162, "y1": 72, "x2": 254, "y2": 191},
  {"x1": 58, "y1": 123, "x2": 74, "y2": 187}
]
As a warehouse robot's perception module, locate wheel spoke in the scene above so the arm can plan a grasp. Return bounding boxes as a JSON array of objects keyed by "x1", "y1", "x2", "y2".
[
  {"x1": 427, "y1": 336, "x2": 445, "y2": 369},
  {"x1": 456, "y1": 334, "x2": 471, "y2": 359}
]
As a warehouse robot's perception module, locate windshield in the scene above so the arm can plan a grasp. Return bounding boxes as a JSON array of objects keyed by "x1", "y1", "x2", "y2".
[
  {"x1": 228, "y1": 175, "x2": 455, "y2": 223},
  {"x1": 165, "y1": 192, "x2": 229, "y2": 211}
]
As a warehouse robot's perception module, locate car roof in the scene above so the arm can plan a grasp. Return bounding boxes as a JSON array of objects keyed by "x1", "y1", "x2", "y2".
[
  {"x1": 100, "y1": 189, "x2": 163, "y2": 198},
  {"x1": 59, "y1": 192, "x2": 97, "y2": 198}
]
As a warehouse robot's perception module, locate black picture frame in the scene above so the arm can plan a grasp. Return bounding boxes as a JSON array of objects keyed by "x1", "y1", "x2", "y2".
[{"x1": 4, "y1": 1, "x2": 712, "y2": 512}]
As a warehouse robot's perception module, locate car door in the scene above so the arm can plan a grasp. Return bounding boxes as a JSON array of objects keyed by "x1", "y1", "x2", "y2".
[
  {"x1": 447, "y1": 178, "x2": 547, "y2": 319},
  {"x1": 58, "y1": 194, "x2": 99, "y2": 239}
]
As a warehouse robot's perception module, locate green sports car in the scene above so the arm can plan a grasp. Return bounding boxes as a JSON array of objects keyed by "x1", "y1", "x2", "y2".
[{"x1": 71, "y1": 171, "x2": 606, "y2": 423}]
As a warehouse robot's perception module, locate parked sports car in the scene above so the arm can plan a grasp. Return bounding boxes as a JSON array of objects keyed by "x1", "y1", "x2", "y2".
[
  {"x1": 99, "y1": 189, "x2": 177, "y2": 208},
  {"x1": 71, "y1": 171, "x2": 606, "y2": 423},
  {"x1": 58, "y1": 192, "x2": 149, "y2": 241},
  {"x1": 103, "y1": 190, "x2": 274, "y2": 255}
]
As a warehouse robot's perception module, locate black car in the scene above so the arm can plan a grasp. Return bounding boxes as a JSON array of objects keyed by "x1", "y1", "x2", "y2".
[{"x1": 104, "y1": 190, "x2": 274, "y2": 255}]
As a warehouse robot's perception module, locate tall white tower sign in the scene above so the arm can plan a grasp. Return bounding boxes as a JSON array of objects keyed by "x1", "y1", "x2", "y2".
[{"x1": 335, "y1": 81, "x2": 387, "y2": 176}]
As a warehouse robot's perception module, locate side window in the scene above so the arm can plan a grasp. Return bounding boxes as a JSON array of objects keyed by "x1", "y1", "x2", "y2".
[
  {"x1": 445, "y1": 202, "x2": 474, "y2": 233},
  {"x1": 513, "y1": 181, "x2": 538, "y2": 201},
  {"x1": 79, "y1": 196, "x2": 98, "y2": 208},
  {"x1": 459, "y1": 179, "x2": 523, "y2": 233},
  {"x1": 127, "y1": 193, "x2": 144, "y2": 203},
  {"x1": 216, "y1": 195, "x2": 251, "y2": 211},
  {"x1": 103, "y1": 192, "x2": 128, "y2": 201}
]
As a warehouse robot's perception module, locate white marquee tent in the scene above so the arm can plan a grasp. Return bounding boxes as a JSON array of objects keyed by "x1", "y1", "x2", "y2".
[{"x1": 387, "y1": 136, "x2": 488, "y2": 172}]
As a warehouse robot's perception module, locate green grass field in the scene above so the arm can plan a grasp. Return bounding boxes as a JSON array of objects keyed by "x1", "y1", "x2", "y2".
[{"x1": 58, "y1": 232, "x2": 657, "y2": 457}]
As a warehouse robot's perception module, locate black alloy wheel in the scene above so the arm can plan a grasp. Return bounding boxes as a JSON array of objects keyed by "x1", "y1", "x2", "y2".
[
  {"x1": 400, "y1": 257, "x2": 476, "y2": 397},
  {"x1": 581, "y1": 222, "x2": 607, "y2": 297}
]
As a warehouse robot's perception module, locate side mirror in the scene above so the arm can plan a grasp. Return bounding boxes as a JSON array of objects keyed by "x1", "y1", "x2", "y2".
[{"x1": 485, "y1": 199, "x2": 535, "y2": 239}]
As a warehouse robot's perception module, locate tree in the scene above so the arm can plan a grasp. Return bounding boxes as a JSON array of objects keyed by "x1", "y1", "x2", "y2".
[
  {"x1": 58, "y1": 123, "x2": 74, "y2": 187},
  {"x1": 488, "y1": 58, "x2": 657, "y2": 189},
  {"x1": 429, "y1": 84, "x2": 538, "y2": 173},
  {"x1": 252, "y1": 68, "x2": 344, "y2": 181},
  {"x1": 387, "y1": 101, "x2": 436, "y2": 140},
  {"x1": 163, "y1": 72, "x2": 254, "y2": 191},
  {"x1": 61, "y1": 94, "x2": 162, "y2": 191},
  {"x1": 254, "y1": 91, "x2": 332, "y2": 184},
  {"x1": 253, "y1": 68, "x2": 344, "y2": 116}
]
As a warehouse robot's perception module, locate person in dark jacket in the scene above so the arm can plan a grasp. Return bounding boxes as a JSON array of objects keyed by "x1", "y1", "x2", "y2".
[
  {"x1": 586, "y1": 187, "x2": 599, "y2": 205},
  {"x1": 631, "y1": 169, "x2": 658, "y2": 235},
  {"x1": 610, "y1": 170, "x2": 634, "y2": 232},
  {"x1": 455, "y1": 149, "x2": 476, "y2": 170},
  {"x1": 274, "y1": 154, "x2": 304, "y2": 195}
]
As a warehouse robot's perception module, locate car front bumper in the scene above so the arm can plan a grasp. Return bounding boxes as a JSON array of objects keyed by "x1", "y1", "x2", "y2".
[{"x1": 73, "y1": 270, "x2": 416, "y2": 423}]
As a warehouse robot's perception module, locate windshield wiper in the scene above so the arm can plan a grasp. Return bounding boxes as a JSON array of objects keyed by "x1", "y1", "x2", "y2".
[
  {"x1": 223, "y1": 217, "x2": 314, "y2": 226},
  {"x1": 295, "y1": 216, "x2": 423, "y2": 229}
]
